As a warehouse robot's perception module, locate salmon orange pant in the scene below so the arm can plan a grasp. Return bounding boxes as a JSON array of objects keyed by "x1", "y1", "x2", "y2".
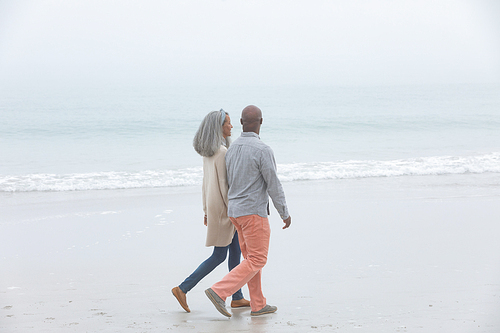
[{"x1": 211, "y1": 214, "x2": 270, "y2": 312}]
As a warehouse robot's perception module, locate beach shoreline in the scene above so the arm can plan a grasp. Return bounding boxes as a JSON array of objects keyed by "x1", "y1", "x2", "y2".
[{"x1": 1, "y1": 174, "x2": 499, "y2": 332}]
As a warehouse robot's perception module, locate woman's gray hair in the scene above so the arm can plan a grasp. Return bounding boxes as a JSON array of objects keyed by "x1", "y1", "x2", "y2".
[{"x1": 193, "y1": 109, "x2": 231, "y2": 157}]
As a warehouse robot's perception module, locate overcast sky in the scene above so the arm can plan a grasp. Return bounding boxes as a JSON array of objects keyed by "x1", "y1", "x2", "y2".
[{"x1": 1, "y1": 0, "x2": 499, "y2": 88}]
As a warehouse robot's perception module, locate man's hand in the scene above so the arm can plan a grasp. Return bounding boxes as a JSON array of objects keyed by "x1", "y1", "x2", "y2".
[
  {"x1": 282, "y1": 216, "x2": 291, "y2": 229},
  {"x1": 204, "y1": 215, "x2": 208, "y2": 226}
]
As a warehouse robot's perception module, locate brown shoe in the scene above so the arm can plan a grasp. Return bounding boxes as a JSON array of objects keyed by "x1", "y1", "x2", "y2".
[
  {"x1": 231, "y1": 298, "x2": 251, "y2": 308},
  {"x1": 172, "y1": 286, "x2": 190, "y2": 312}
]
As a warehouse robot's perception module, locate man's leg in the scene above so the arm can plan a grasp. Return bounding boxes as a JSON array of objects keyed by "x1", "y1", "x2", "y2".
[
  {"x1": 210, "y1": 215, "x2": 270, "y2": 311},
  {"x1": 244, "y1": 216, "x2": 270, "y2": 311},
  {"x1": 228, "y1": 232, "x2": 244, "y2": 301}
]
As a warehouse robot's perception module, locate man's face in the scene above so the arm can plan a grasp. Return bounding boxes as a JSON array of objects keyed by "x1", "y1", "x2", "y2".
[{"x1": 222, "y1": 114, "x2": 232, "y2": 138}]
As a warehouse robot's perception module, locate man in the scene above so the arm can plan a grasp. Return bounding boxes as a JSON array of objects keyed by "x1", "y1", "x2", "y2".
[{"x1": 205, "y1": 105, "x2": 291, "y2": 317}]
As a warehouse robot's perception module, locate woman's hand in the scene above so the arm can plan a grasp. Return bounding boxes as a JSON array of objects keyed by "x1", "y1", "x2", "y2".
[{"x1": 204, "y1": 215, "x2": 208, "y2": 226}]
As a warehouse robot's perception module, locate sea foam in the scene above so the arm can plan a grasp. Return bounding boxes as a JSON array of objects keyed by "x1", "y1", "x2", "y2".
[
  {"x1": 278, "y1": 152, "x2": 500, "y2": 181},
  {"x1": 1, "y1": 153, "x2": 499, "y2": 192}
]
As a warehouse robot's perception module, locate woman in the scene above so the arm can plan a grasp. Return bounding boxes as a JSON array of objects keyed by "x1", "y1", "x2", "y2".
[{"x1": 172, "y1": 109, "x2": 250, "y2": 312}]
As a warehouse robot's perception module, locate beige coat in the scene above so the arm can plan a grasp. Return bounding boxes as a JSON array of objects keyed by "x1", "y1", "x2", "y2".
[{"x1": 202, "y1": 145, "x2": 235, "y2": 247}]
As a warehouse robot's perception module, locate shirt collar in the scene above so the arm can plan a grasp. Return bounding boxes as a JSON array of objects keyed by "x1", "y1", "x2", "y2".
[{"x1": 241, "y1": 131, "x2": 260, "y2": 139}]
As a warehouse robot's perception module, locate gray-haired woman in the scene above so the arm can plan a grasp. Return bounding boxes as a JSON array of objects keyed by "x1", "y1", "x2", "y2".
[{"x1": 172, "y1": 109, "x2": 250, "y2": 312}]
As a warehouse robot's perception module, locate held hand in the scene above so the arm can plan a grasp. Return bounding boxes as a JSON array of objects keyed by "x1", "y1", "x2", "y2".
[
  {"x1": 204, "y1": 215, "x2": 208, "y2": 226},
  {"x1": 282, "y1": 216, "x2": 291, "y2": 229}
]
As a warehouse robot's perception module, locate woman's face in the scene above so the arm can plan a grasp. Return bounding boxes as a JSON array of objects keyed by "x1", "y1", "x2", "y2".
[{"x1": 222, "y1": 114, "x2": 232, "y2": 139}]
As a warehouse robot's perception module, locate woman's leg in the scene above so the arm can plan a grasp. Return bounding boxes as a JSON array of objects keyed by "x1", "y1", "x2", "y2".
[
  {"x1": 228, "y1": 232, "x2": 244, "y2": 301},
  {"x1": 179, "y1": 246, "x2": 228, "y2": 294}
]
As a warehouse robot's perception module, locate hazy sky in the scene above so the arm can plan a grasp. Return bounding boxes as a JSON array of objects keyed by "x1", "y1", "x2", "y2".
[{"x1": 1, "y1": 0, "x2": 499, "y2": 87}]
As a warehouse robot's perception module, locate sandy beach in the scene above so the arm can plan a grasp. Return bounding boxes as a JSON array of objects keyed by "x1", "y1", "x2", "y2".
[
  {"x1": 1, "y1": 174, "x2": 499, "y2": 332},
  {"x1": 2, "y1": 0, "x2": 500, "y2": 331}
]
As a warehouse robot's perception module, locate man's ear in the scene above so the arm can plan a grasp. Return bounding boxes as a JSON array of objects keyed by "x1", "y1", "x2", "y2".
[
  {"x1": 240, "y1": 118, "x2": 243, "y2": 125},
  {"x1": 260, "y1": 118, "x2": 263, "y2": 124}
]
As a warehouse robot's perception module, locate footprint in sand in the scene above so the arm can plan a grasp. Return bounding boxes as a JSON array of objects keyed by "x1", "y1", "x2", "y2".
[{"x1": 155, "y1": 210, "x2": 174, "y2": 226}]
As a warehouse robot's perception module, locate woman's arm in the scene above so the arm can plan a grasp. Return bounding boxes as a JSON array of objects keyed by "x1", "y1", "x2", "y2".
[{"x1": 215, "y1": 149, "x2": 229, "y2": 209}]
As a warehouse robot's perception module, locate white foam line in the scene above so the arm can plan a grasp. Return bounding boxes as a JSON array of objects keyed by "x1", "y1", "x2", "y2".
[{"x1": 1, "y1": 153, "x2": 499, "y2": 192}]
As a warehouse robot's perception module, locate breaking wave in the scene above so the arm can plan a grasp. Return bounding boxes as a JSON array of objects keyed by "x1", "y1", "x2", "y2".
[{"x1": 1, "y1": 153, "x2": 499, "y2": 192}]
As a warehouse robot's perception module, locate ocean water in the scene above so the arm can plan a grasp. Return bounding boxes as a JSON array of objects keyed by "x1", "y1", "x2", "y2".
[{"x1": 1, "y1": 83, "x2": 499, "y2": 192}]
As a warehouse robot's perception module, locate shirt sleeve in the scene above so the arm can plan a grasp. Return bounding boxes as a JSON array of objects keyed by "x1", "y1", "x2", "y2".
[{"x1": 259, "y1": 147, "x2": 290, "y2": 220}]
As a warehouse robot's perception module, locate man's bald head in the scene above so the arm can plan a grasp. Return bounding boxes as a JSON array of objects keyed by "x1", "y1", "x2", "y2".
[{"x1": 241, "y1": 105, "x2": 263, "y2": 134}]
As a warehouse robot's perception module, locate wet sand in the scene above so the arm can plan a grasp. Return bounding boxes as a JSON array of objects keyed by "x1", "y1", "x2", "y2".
[{"x1": 1, "y1": 174, "x2": 499, "y2": 332}]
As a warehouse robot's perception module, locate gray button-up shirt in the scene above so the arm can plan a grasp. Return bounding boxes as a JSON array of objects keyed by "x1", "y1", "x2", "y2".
[{"x1": 225, "y1": 132, "x2": 289, "y2": 220}]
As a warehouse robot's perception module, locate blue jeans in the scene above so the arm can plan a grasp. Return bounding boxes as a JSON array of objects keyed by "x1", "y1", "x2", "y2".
[{"x1": 178, "y1": 232, "x2": 244, "y2": 300}]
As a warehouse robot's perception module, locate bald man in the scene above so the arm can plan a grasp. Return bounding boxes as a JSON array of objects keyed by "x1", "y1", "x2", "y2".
[{"x1": 205, "y1": 105, "x2": 291, "y2": 317}]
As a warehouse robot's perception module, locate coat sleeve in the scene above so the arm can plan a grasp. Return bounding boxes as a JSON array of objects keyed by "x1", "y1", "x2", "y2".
[
  {"x1": 201, "y1": 159, "x2": 207, "y2": 215},
  {"x1": 215, "y1": 148, "x2": 229, "y2": 209}
]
